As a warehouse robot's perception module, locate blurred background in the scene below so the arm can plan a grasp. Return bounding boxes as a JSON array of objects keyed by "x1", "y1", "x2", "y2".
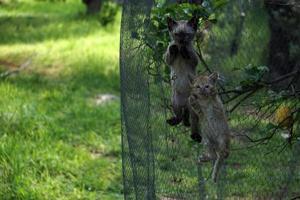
[{"x1": 0, "y1": 0, "x2": 122, "y2": 199}]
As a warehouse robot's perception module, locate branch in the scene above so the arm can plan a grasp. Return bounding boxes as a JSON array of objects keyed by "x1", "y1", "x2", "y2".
[
  {"x1": 291, "y1": 196, "x2": 300, "y2": 200},
  {"x1": 263, "y1": 70, "x2": 300, "y2": 85},
  {"x1": 196, "y1": 39, "x2": 212, "y2": 73},
  {"x1": 237, "y1": 107, "x2": 300, "y2": 144},
  {"x1": 222, "y1": 70, "x2": 300, "y2": 108},
  {"x1": 195, "y1": 39, "x2": 231, "y2": 101},
  {"x1": 229, "y1": 88, "x2": 259, "y2": 113}
]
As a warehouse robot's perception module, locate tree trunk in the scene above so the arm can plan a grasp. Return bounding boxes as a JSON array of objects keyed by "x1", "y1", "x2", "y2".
[
  {"x1": 82, "y1": 0, "x2": 102, "y2": 14},
  {"x1": 264, "y1": 0, "x2": 300, "y2": 89},
  {"x1": 230, "y1": 0, "x2": 246, "y2": 56}
]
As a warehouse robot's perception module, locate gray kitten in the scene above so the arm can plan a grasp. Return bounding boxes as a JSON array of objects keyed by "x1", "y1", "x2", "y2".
[
  {"x1": 164, "y1": 16, "x2": 201, "y2": 143},
  {"x1": 189, "y1": 73, "x2": 230, "y2": 182}
]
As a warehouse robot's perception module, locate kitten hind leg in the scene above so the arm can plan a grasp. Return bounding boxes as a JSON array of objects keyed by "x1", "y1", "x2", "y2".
[
  {"x1": 166, "y1": 117, "x2": 182, "y2": 126},
  {"x1": 182, "y1": 107, "x2": 190, "y2": 127},
  {"x1": 190, "y1": 110, "x2": 202, "y2": 143}
]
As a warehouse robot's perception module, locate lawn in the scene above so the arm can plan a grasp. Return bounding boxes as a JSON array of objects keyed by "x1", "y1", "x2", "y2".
[{"x1": 0, "y1": 0, "x2": 122, "y2": 199}]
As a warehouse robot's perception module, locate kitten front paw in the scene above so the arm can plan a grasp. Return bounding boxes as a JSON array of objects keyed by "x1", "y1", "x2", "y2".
[
  {"x1": 191, "y1": 133, "x2": 202, "y2": 143},
  {"x1": 189, "y1": 95, "x2": 197, "y2": 105},
  {"x1": 166, "y1": 117, "x2": 182, "y2": 126},
  {"x1": 180, "y1": 47, "x2": 190, "y2": 59},
  {"x1": 169, "y1": 45, "x2": 179, "y2": 56}
]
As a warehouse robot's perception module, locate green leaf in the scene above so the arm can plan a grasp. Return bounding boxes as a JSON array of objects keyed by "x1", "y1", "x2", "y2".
[
  {"x1": 265, "y1": 123, "x2": 277, "y2": 130},
  {"x1": 213, "y1": 0, "x2": 229, "y2": 10}
]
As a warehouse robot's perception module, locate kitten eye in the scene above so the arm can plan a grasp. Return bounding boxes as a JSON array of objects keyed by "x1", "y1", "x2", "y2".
[{"x1": 204, "y1": 84, "x2": 210, "y2": 89}]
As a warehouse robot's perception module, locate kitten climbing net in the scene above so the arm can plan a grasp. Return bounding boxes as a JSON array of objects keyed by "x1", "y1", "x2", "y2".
[{"x1": 120, "y1": 0, "x2": 300, "y2": 199}]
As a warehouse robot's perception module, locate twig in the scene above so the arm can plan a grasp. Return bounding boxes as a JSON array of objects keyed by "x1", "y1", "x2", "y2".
[
  {"x1": 290, "y1": 195, "x2": 300, "y2": 200},
  {"x1": 195, "y1": 39, "x2": 231, "y2": 101},
  {"x1": 231, "y1": 138, "x2": 268, "y2": 151},
  {"x1": 237, "y1": 107, "x2": 300, "y2": 144},
  {"x1": 0, "y1": 54, "x2": 35, "y2": 79},
  {"x1": 219, "y1": 89, "x2": 245, "y2": 95},
  {"x1": 195, "y1": 43, "x2": 212, "y2": 73},
  {"x1": 264, "y1": 70, "x2": 300, "y2": 85},
  {"x1": 265, "y1": 0, "x2": 300, "y2": 7},
  {"x1": 229, "y1": 89, "x2": 259, "y2": 113},
  {"x1": 222, "y1": 70, "x2": 300, "y2": 108}
]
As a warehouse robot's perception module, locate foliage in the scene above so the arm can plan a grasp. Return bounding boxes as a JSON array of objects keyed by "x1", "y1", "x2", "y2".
[
  {"x1": 31, "y1": 0, "x2": 120, "y2": 25},
  {"x1": 237, "y1": 65, "x2": 269, "y2": 90},
  {"x1": 34, "y1": 0, "x2": 66, "y2": 3},
  {"x1": 98, "y1": 0, "x2": 120, "y2": 25},
  {"x1": 274, "y1": 105, "x2": 293, "y2": 129}
]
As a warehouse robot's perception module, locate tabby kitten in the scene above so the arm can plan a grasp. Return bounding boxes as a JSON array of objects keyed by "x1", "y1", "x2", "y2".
[
  {"x1": 164, "y1": 16, "x2": 201, "y2": 143},
  {"x1": 188, "y1": 73, "x2": 230, "y2": 182}
]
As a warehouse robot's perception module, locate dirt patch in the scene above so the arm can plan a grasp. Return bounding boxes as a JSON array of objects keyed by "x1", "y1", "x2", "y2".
[{"x1": 0, "y1": 60, "x2": 19, "y2": 69}]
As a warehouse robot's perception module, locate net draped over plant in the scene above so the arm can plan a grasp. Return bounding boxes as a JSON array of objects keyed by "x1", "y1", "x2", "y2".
[{"x1": 120, "y1": 0, "x2": 300, "y2": 199}]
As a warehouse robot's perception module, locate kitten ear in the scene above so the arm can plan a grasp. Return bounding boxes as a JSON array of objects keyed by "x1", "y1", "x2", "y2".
[
  {"x1": 209, "y1": 72, "x2": 219, "y2": 84},
  {"x1": 167, "y1": 17, "x2": 177, "y2": 31},
  {"x1": 188, "y1": 15, "x2": 199, "y2": 30}
]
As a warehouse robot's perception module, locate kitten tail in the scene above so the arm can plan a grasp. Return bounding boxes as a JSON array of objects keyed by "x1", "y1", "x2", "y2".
[{"x1": 212, "y1": 152, "x2": 222, "y2": 183}]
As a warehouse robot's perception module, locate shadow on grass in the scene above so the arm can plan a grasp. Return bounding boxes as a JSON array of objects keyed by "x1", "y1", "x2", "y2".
[{"x1": 6, "y1": 67, "x2": 120, "y2": 94}]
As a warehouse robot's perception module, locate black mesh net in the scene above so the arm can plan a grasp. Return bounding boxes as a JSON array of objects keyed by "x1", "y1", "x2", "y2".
[{"x1": 120, "y1": 0, "x2": 300, "y2": 199}]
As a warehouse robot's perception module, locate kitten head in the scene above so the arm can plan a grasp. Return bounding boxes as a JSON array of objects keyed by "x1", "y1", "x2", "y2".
[
  {"x1": 191, "y1": 72, "x2": 219, "y2": 97},
  {"x1": 167, "y1": 16, "x2": 198, "y2": 45}
]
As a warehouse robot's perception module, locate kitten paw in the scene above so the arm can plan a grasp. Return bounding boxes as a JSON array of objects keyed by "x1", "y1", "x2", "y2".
[
  {"x1": 169, "y1": 45, "x2": 179, "y2": 56},
  {"x1": 180, "y1": 47, "x2": 190, "y2": 59},
  {"x1": 166, "y1": 117, "x2": 182, "y2": 126},
  {"x1": 191, "y1": 133, "x2": 202, "y2": 143}
]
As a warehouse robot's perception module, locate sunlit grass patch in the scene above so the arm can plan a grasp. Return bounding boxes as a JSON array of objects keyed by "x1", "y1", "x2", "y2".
[{"x1": 0, "y1": 0, "x2": 122, "y2": 199}]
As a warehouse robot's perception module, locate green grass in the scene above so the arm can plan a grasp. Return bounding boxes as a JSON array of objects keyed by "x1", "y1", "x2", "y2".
[{"x1": 0, "y1": 0, "x2": 122, "y2": 199}]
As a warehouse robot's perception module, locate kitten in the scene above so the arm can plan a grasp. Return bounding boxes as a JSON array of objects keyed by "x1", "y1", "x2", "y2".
[
  {"x1": 188, "y1": 73, "x2": 230, "y2": 182},
  {"x1": 164, "y1": 16, "x2": 202, "y2": 143}
]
